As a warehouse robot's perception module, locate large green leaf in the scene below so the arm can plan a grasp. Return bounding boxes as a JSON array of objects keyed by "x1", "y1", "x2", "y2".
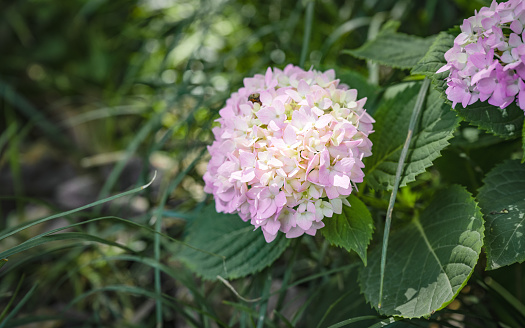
[
  {"x1": 343, "y1": 21, "x2": 436, "y2": 70},
  {"x1": 178, "y1": 204, "x2": 290, "y2": 280},
  {"x1": 477, "y1": 160, "x2": 525, "y2": 270},
  {"x1": 412, "y1": 32, "x2": 454, "y2": 78},
  {"x1": 321, "y1": 195, "x2": 374, "y2": 265},
  {"x1": 360, "y1": 186, "x2": 484, "y2": 318},
  {"x1": 414, "y1": 30, "x2": 524, "y2": 139},
  {"x1": 364, "y1": 83, "x2": 460, "y2": 191}
]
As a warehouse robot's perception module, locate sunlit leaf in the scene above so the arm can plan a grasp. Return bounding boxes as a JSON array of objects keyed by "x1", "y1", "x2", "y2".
[{"x1": 360, "y1": 186, "x2": 484, "y2": 318}]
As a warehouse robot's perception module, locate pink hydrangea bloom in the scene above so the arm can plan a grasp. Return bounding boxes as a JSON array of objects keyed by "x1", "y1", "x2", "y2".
[
  {"x1": 437, "y1": 0, "x2": 525, "y2": 114},
  {"x1": 203, "y1": 65, "x2": 374, "y2": 242}
]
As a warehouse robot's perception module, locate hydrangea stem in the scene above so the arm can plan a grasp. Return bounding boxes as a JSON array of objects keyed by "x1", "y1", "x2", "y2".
[
  {"x1": 299, "y1": 0, "x2": 315, "y2": 68},
  {"x1": 378, "y1": 78, "x2": 430, "y2": 308}
]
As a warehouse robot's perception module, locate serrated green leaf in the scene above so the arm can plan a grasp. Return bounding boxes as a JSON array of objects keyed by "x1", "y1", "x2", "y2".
[
  {"x1": 364, "y1": 83, "x2": 460, "y2": 191},
  {"x1": 412, "y1": 32, "x2": 455, "y2": 77},
  {"x1": 179, "y1": 204, "x2": 290, "y2": 280},
  {"x1": 477, "y1": 160, "x2": 525, "y2": 270},
  {"x1": 360, "y1": 185, "x2": 484, "y2": 318},
  {"x1": 416, "y1": 30, "x2": 525, "y2": 139},
  {"x1": 321, "y1": 195, "x2": 374, "y2": 265},
  {"x1": 343, "y1": 22, "x2": 436, "y2": 70},
  {"x1": 454, "y1": 103, "x2": 524, "y2": 139}
]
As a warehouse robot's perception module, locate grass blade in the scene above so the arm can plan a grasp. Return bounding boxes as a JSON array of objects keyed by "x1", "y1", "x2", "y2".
[
  {"x1": 299, "y1": 0, "x2": 315, "y2": 68},
  {"x1": 0, "y1": 172, "x2": 156, "y2": 243},
  {"x1": 378, "y1": 78, "x2": 430, "y2": 308},
  {"x1": 0, "y1": 283, "x2": 38, "y2": 328},
  {"x1": 326, "y1": 315, "x2": 382, "y2": 328}
]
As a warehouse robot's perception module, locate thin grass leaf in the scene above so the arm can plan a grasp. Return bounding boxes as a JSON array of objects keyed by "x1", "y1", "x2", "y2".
[
  {"x1": 367, "y1": 317, "x2": 397, "y2": 328},
  {"x1": 273, "y1": 310, "x2": 294, "y2": 328},
  {"x1": 153, "y1": 147, "x2": 206, "y2": 326},
  {"x1": 378, "y1": 78, "x2": 430, "y2": 308},
  {"x1": 0, "y1": 283, "x2": 38, "y2": 328},
  {"x1": 0, "y1": 232, "x2": 134, "y2": 259},
  {"x1": 256, "y1": 270, "x2": 272, "y2": 328},
  {"x1": 0, "y1": 274, "x2": 24, "y2": 323},
  {"x1": 299, "y1": 0, "x2": 314, "y2": 68},
  {"x1": 483, "y1": 277, "x2": 525, "y2": 318},
  {"x1": 1, "y1": 315, "x2": 85, "y2": 328},
  {"x1": 315, "y1": 290, "x2": 354, "y2": 328},
  {"x1": 326, "y1": 315, "x2": 383, "y2": 328},
  {"x1": 0, "y1": 122, "x2": 18, "y2": 157},
  {"x1": 66, "y1": 285, "x2": 203, "y2": 327},
  {"x1": 61, "y1": 105, "x2": 146, "y2": 128},
  {"x1": 97, "y1": 113, "x2": 161, "y2": 200},
  {"x1": 320, "y1": 17, "x2": 370, "y2": 62},
  {"x1": 0, "y1": 79, "x2": 68, "y2": 148},
  {"x1": 0, "y1": 172, "x2": 156, "y2": 243}
]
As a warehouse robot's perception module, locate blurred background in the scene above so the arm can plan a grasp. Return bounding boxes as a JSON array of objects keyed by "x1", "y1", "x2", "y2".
[{"x1": 0, "y1": 0, "x2": 496, "y2": 327}]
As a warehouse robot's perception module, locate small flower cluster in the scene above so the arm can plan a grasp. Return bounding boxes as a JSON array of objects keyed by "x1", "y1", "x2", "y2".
[
  {"x1": 438, "y1": 0, "x2": 525, "y2": 113},
  {"x1": 203, "y1": 64, "x2": 374, "y2": 242}
]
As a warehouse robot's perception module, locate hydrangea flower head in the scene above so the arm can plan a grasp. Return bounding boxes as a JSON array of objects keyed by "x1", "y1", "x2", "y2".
[
  {"x1": 437, "y1": 0, "x2": 525, "y2": 114},
  {"x1": 203, "y1": 65, "x2": 374, "y2": 242}
]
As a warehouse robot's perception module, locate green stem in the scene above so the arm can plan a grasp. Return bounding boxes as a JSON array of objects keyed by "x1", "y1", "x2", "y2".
[
  {"x1": 299, "y1": 0, "x2": 315, "y2": 68},
  {"x1": 378, "y1": 78, "x2": 430, "y2": 308}
]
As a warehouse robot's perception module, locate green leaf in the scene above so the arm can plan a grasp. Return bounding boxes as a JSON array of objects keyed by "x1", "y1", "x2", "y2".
[
  {"x1": 360, "y1": 186, "x2": 484, "y2": 318},
  {"x1": 412, "y1": 32, "x2": 455, "y2": 77},
  {"x1": 454, "y1": 103, "x2": 524, "y2": 139},
  {"x1": 343, "y1": 21, "x2": 436, "y2": 70},
  {"x1": 522, "y1": 121, "x2": 525, "y2": 163},
  {"x1": 415, "y1": 30, "x2": 525, "y2": 139},
  {"x1": 364, "y1": 83, "x2": 460, "y2": 191},
  {"x1": 477, "y1": 159, "x2": 525, "y2": 270},
  {"x1": 321, "y1": 195, "x2": 374, "y2": 265},
  {"x1": 178, "y1": 204, "x2": 290, "y2": 280}
]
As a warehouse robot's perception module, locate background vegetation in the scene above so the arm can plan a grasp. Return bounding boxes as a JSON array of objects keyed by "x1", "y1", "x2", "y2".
[{"x1": 0, "y1": 0, "x2": 523, "y2": 327}]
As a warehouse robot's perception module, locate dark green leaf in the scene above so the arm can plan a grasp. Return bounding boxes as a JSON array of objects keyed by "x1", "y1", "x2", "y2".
[
  {"x1": 364, "y1": 83, "x2": 460, "y2": 191},
  {"x1": 523, "y1": 122, "x2": 525, "y2": 163},
  {"x1": 477, "y1": 160, "x2": 525, "y2": 270},
  {"x1": 321, "y1": 195, "x2": 374, "y2": 265},
  {"x1": 178, "y1": 204, "x2": 290, "y2": 280},
  {"x1": 360, "y1": 186, "x2": 484, "y2": 318},
  {"x1": 454, "y1": 103, "x2": 524, "y2": 139},
  {"x1": 412, "y1": 32, "x2": 455, "y2": 77},
  {"x1": 343, "y1": 21, "x2": 436, "y2": 70}
]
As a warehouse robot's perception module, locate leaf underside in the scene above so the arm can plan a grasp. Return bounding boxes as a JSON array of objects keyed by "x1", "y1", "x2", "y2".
[
  {"x1": 477, "y1": 159, "x2": 525, "y2": 270},
  {"x1": 360, "y1": 185, "x2": 484, "y2": 318}
]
